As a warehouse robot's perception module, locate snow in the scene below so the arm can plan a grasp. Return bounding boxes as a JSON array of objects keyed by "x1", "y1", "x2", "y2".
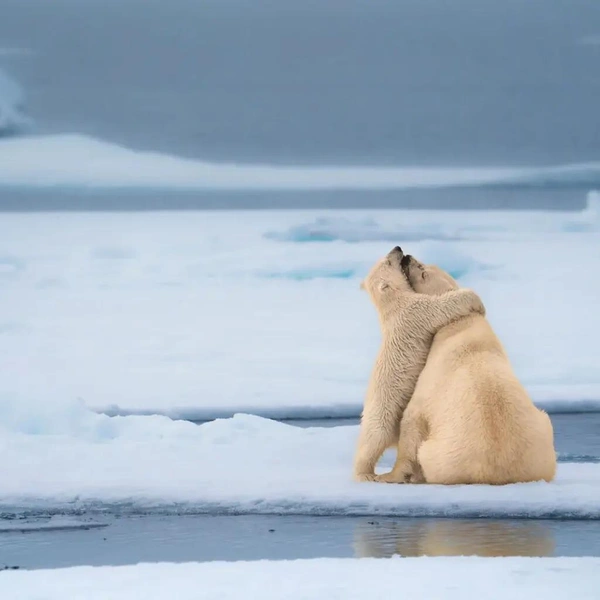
[
  {"x1": 0, "y1": 68, "x2": 31, "y2": 137},
  {"x1": 2, "y1": 133, "x2": 600, "y2": 190},
  {"x1": 0, "y1": 406, "x2": 599, "y2": 518},
  {"x1": 1, "y1": 205, "x2": 599, "y2": 516},
  {"x1": 0, "y1": 206, "x2": 599, "y2": 421},
  {"x1": 2, "y1": 557, "x2": 600, "y2": 599}
]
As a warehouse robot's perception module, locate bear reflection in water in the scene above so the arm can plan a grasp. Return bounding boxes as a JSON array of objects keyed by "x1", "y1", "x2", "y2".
[{"x1": 353, "y1": 519, "x2": 555, "y2": 558}]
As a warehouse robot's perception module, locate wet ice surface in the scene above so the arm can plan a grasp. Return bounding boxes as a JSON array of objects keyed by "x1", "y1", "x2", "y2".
[{"x1": 2, "y1": 515, "x2": 600, "y2": 570}]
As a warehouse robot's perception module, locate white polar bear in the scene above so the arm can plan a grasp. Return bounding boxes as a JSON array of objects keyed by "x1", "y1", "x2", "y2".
[
  {"x1": 354, "y1": 246, "x2": 486, "y2": 482},
  {"x1": 377, "y1": 255, "x2": 557, "y2": 485}
]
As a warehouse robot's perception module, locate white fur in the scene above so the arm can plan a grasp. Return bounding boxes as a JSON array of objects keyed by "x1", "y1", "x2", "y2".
[
  {"x1": 354, "y1": 247, "x2": 485, "y2": 482},
  {"x1": 377, "y1": 257, "x2": 557, "y2": 485}
]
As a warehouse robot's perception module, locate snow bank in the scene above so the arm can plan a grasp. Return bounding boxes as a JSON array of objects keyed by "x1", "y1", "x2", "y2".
[
  {"x1": 0, "y1": 68, "x2": 31, "y2": 136},
  {"x1": 0, "y1": 210, "x2": 599, "y2": 420},
  {"x1": 2, "y1": 557, "x2": 600, "y2": 599},
  {"x1": 1, "y1": 133, "x2": 600, "y2": 190},
  {"x1": 1, "y1": 407, "x2": 599, "y2": 518}
]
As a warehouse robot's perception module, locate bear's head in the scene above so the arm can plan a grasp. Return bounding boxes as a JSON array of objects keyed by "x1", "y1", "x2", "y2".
[
  {"x1": 401, "y1": 254, "x2": 459, "y2": 295},
  {"x1": 360, "y1": 246, "x2": 412, "y2": 309}
]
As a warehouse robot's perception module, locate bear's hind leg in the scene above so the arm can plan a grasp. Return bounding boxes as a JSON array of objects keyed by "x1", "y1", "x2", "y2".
[{"x1": 418, "y1": 440, "x2": 464, "y2": 485}]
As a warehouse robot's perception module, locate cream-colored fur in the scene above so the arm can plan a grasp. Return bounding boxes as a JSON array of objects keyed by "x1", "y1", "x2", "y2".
[
  {"x1": 377, "y1": 256, "x2": 557, "y2": 485},
  {"x1": 354, "y1": 246, "x2": 486, "y2": 482}
]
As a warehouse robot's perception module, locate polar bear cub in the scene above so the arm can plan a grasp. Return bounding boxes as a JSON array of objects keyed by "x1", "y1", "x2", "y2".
[
  {"x1": 354, "y1": 246, "x2": 486, "y2": 482},
  {"x1": 377, "y1": 255, "x2": 557, "y2": 485}
]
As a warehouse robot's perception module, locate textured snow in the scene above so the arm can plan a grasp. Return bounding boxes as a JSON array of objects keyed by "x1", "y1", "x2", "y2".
[
  {"x1": 0, "y1": 207, "x2": 598, "y2": 421},
  {"x1": 2, "y1": 134, "x2": 600, "y2": 190},
  {"x1": 0, "y1": 408, "x2": 599, "y2": 518},
  {"x1": 1, "y1": 557, "x2": 600, "y2": 599}
]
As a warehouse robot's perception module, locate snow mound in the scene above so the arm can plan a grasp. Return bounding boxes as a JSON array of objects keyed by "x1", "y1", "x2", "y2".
[
  {"x1": 0, "y1": 68, "x2": 31, "y2": 136},
  {"x1": 1, "y1": 557, "x2": 600, "y2": 599},
  {"x1": 1, "y1": 405, "x2": 599, "y2": 519}
]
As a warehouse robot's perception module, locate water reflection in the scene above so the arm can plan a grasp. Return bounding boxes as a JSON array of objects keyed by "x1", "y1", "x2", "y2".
[{"x1": 353, "y1": 519, "x2": 555, "y2": 558}]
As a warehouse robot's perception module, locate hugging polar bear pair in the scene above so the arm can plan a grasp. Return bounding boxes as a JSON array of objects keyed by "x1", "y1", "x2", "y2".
[{"x1": 354, "y1": 246, "x2": 556, "y2": 485}]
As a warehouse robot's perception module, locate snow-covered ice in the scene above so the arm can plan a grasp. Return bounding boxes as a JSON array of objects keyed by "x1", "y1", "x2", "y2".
[
  {"x1": 0, "y1": 206, "x2": 598, "y2": 421},
  {"x1": 1, "y1": 557, "x2": 600, "y2": 599},
  {"x1": 2, "y1": 133, "x2": 600, "y2": 190},
  {"x1": 0, "y1": 204, "x2": 599, "y2": 516},
  {"x1": 0, "y1": 406, "x2": 599, "y2": 518}
]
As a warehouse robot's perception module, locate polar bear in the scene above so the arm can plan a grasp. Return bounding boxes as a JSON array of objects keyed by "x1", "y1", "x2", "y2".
[
  {"x1": 354, "y1": 246, "x2": 486, "y2": 482},
  {"x1": 376, "y1": 255, "x2": 557, "y2": 485}
]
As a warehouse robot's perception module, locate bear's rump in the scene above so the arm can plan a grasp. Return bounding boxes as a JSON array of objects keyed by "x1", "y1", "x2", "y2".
[{"x1": 419, "y1": 411, "x2": 556, "y2": 485}]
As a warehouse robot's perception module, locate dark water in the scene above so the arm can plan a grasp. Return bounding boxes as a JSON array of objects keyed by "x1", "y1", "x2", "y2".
[
  {"x1": 0, "y1": 187, "x2": 588, "y2": 212},
  {"x1": 2, "y1": 0, "x2": 599, "y2": 167},
  {"x1": 274, "y1": 412, "x2": 600, "y2": 461},
  {"x1": 1, "y1": 0, "x2": 599, "y2": 210},
  {"x1": 2, "y1": 515, "x2": 600, "y2": 570}
]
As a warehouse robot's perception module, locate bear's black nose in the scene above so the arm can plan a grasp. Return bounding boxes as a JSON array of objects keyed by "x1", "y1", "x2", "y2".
[
  {"x1": 392, "y1": 246, "x2": 402, "y2": 254},
  {"x1": 401, "y1": 254, "x2": 411, "y2": 267}
]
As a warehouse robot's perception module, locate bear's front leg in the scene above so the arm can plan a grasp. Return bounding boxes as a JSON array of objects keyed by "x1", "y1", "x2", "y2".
[
  {"x1": 376, "y1": 408, "x2": 428, "y2": 484},
  {"x1": 353, "y1": 427, "x2": 391, "y2": 482},
  {"x1": 375, "y1": 459, "x2": 424, "y2": 484},
  {"x1": 353, "y1": 407, "x2": 398, "y2": 482}
]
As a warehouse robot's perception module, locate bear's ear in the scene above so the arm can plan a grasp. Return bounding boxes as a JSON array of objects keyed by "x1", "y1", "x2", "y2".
[
  {"x1": 421, "y1": 270, "x2": 429, "y2": 281},
  {"x1": 359, "y1": 280, "x2": 366, "y2": 290}
]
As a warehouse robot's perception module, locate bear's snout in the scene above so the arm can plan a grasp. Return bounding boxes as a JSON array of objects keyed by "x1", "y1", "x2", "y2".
[{"x1": 400, "y1": 254, "x2": 412, "y2": 268}]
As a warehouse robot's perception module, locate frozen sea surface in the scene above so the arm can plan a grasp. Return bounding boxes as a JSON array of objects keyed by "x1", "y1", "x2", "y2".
[
  {"x1": 1, "y1": 205, "x2": 599, "y2": 421},
  {"x1": 0, "y1": 206, "x2": 598, "y2": 519}
]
